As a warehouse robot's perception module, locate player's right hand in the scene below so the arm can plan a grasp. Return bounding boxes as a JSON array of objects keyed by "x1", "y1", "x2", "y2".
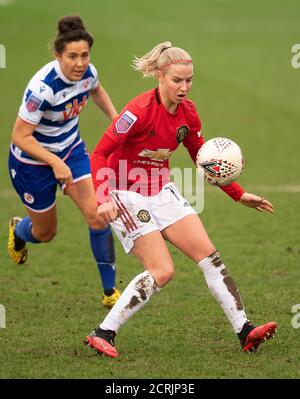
[
  {"x1": 52, "y1": 159, "x2": 73, "y2": 186},
  {"x1": 97, "y1": 202, "x2": 119, "y2": 223}
]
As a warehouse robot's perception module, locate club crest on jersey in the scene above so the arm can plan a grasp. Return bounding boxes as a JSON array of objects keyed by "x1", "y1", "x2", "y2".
[
  {"x1": 115, "y1": 110, "x2": 137, "y2": 134},
  {"x1": 137, "y1": 210, "x2": 151, "y2": 223},
  {"x1": 24, "y1": 192, "x2": 35, "y2": 204},
  {"x1": 26, "y1": 94, "x2": 42, "y2": 113},
  {"x1": 82, "y1": 80, "x2": 90, "y2": 90},
  {"x1": 176, "y1": 125, "x2": 190, "y2": 143},
  {"x1": 63, "y1": 95, "x2": 87, "y2": 120}
]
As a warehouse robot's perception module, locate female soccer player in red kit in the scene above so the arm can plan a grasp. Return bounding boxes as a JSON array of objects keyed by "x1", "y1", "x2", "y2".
[{"x1": 86, "y1": 42, "x2": 277, "y2": 358}]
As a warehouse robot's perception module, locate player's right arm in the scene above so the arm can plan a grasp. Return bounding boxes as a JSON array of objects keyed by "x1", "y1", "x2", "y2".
[
  {"x1": 11, "y1": 117, "x2": 73, "y2": 186},
  {"x1": 91, "y1": 107, "x2": 140, "y2": 221},
  {"x1": 90, "y1": 132, "x2": 122, "y2": 222},
  {"x1": 13, "y1": 74, "x2": 73, "y2": 185}
]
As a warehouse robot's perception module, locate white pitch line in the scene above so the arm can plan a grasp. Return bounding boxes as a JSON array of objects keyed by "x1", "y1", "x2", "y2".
[
  {"x1": 1, "y1": 185, "x2": 300, "y2": 198},
  {"x1": 183, "y1": 185, "x2": 300, "y2": 195},
  {"x1": 245, "y1": 185, "x2": 300, "y2": 193},
  {"x1": 0, "y1": 0, "x2": 14, "y2": 5},
  {"x1": 0, "y1": 190, "x2": 64, "y2": 198}
]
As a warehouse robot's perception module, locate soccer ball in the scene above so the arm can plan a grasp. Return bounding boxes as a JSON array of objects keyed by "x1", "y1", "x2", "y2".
[{"x1": 196, "y1": 137, "x2": 244, "y2": 186}]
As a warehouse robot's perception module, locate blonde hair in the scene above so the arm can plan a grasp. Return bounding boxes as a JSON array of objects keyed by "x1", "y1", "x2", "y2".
[{"x1": 132, "y1": 41, "x2": 192, "y2": 78}]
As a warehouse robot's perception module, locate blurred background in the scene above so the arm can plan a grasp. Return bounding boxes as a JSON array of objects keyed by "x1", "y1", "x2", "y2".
[{"x1": 0, "y1": 0, "x2": 299, "y2": 378}]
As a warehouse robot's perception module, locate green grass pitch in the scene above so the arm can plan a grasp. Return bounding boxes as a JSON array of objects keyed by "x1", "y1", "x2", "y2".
[{"x1": 0, "y1": 0, "x2": 299, "y2": 378}]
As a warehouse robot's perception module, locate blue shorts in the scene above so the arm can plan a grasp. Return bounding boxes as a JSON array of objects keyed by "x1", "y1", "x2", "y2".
[{"x1": 8, "y1": 141, "x2": 91, "y2": 212}]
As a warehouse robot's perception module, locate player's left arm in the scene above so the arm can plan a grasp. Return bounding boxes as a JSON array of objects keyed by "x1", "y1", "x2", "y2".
[
  {"x1": 211, "y1": 163, "x2": 274, "y2": 213},
  {"x1": 207, "y1": 164, "x2": 274, "y2": 213},
  {"x1": 91, "y1": 83, "x2": 118, "y2": 121},
  {"x1": 183, "y1": 103, "x2": 273, "y2": 213},
  {"x1": 238, "y1": 192, "x2": 274, "y2": 213}
]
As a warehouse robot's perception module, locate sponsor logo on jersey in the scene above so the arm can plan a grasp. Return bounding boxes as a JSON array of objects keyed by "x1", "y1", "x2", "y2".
[
  {"x1": 63, "y1": 95, "x2": 87, "y2": 120},
  {"x1": 115, "y1": 110, "x2": 137, "y2": 134},
  {"x1": 137, "y1": 210, "x2": 151, "y2": 223},
  {"x1": 133, "y1": 159, "x2": 163, "y2": 167},
  {"x1": 138, "y1": 148, "x2": 173, "y2": 162},
  {"x1": 24, "y1": 192, "x2": 35, "y2": 204},
  {"x1": 176, "y1": 125, "x2": 190, "y2": 143},
  {"x1": 26, "y1": 94, "x2": 42, "y2": 113}
]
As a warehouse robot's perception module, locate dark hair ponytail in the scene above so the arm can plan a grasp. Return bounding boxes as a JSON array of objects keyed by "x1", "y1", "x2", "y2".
[{"x1": 53, "y1": 15, "x2": 93, "y2": 53}]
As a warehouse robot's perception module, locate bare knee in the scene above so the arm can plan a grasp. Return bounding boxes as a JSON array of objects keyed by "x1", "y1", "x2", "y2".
[
  {"x1": 86, "y1": 214, "x2": 106, "y2": 230},
  {"x1": 33, "y1": 228, "x2": 57, "y2": 243},
  {"x1": 195, "y1": 245, "x2": 217, "y2": 264},
  {"x1": 148, "y1": 265, "x2": 175, "y2": 288},
  {"x1": 159, "y1": 268, "x2": 175, "y2": 287}
]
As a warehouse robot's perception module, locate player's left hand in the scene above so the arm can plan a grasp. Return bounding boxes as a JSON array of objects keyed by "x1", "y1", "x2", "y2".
[
  {"x1": 239, "y1": 192, "x2": 274, "y2": 213},
  {"x1": 97, "y1": 201, "x2": 120, "y2": 223}
]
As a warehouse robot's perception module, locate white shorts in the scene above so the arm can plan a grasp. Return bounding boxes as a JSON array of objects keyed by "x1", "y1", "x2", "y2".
[{"x1": 110, "y1": 182, "x2": 196, "y2": 254}]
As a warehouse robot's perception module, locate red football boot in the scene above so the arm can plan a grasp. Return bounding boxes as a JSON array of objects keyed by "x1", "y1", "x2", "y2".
[
  {"x1": 238, "y1": 321, "x2": 277, "y2": 353},
  {"x1": 85, "y1": 328, "x2": 119, "y2": 358}
]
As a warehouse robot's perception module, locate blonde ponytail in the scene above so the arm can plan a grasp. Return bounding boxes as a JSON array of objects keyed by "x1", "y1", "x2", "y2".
[{"x1": 132, "y1": 41, "x2": 192, "y2": 78}]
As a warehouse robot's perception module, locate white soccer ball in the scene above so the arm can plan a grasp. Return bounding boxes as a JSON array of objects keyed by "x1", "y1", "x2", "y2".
[{"x1": 196, "y1": 137, "x2": 244, "y2": 186}]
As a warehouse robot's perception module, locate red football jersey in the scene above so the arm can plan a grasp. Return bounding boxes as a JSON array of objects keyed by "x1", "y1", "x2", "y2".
[{"x1": 91, "y1": 88, "x2": 244, "y2": 203}]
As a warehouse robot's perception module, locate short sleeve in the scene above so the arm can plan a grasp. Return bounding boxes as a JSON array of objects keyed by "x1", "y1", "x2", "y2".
[
  {"x1": 105, "y1": 107, "x2": 140, "y2": 144},
  {"x1": 18, "y1": 78, "x2": 52, "y2": 125}
]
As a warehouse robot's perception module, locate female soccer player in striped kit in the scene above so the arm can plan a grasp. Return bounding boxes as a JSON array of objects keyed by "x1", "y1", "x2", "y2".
[
  {"x1": 86, "y1": 42, "x2": 277, "y2": 357},
  {"x1": 8, "y1": 15, "x2": 120, "y2": 308}
]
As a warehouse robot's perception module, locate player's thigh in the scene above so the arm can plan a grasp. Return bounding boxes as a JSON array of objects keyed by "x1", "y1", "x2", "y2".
[
  {"x1": 9, "y1": 153, "x2": 58, "y2": 213},
  {"x1": 109, "y1": 189, "x2": 175, "y2": 287},
  {"x1": 131, "y1": 230, "x2": 175, "y2": 288},
  {"x1": 63, "y1": 142, "x2": 104, "y2": 229},
  {"x1": 161, "y1": 214, "x2": 215, "y2": 263},
  {"x1": 65, "y1": 177, "x2": 105, "y2": 229}
]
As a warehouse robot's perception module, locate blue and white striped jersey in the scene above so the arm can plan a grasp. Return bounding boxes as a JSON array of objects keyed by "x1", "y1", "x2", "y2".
[{"x1": 11, "y1": 60, "x2": 99, "y2": 164}]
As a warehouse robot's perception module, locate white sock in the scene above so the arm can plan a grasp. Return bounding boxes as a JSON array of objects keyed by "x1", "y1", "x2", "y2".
[
  {"x1": 198, "y1": 251, "x2": 248, "y2": 333},
  {"x1": 100, "y1": 270, "x2": 160, "y2": 332}
]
